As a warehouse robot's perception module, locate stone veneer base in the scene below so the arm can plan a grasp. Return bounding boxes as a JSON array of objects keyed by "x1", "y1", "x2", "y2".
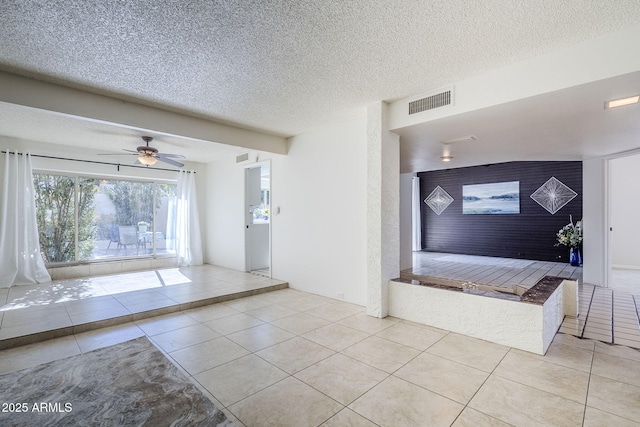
[{"x1": 388, "y1": 277, "x2": 576, "y2": 355}]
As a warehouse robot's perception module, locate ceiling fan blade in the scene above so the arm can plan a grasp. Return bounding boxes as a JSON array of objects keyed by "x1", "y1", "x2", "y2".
[
  {"x1": 97, "y1": 153, "x2": 137, "y2": 156},
  {"x1": 97, "y1": 135, "x2": 184, "y2": 168},
  {"x1": 157, "y1": 153, "x2": 186, "y2": 159},
  {"x1": 156, "y1": 157, "x2": 184, "y2": 167}
]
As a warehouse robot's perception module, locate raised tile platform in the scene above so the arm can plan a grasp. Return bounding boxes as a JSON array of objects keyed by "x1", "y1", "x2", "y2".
[
  {"x1": 0, "y1": 265, "x2": 288, "y2": 350},
  {"x1": 404, "y1": 251, "x2": 583, "y2": 288}
]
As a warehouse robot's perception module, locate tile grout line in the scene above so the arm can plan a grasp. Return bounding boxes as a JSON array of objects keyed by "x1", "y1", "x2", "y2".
[
  {"x1": 581, "y1": 336, "x2": 597, "y2": 427},
  {"x1": 581, "y1": 286, "x2": 597, "y2": 339},
  {"x1": 449, "y1": 346, "x2": 513, "y2": 426},
  {"x1": 633, "y1": 295, "x2": 640, "y2": 335},
  {"x1": 611, "y1": 291, "x2": 615, "y2": 345}
]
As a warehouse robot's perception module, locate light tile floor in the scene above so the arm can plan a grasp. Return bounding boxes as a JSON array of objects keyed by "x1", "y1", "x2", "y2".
[
  {"x1": 559, "y1": 283, "x2": 640, "y2": 349},
  {"x1": 0, "y1": 265, "x2": 287, "y2": 349},
  {"x1": 610, "y1": 268, "x2": 640, "y2": 295},
  {"x1": 2, "y1": 257, "x2": 640, "y2": 425},
  {"x1": 2, "y1": 288, "x2": 640, "y2": 426}
]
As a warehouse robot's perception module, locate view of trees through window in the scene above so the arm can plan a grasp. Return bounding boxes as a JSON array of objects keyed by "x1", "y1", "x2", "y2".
[{"x1": 34, "y1": 173, "x2": 177, "y2": 264}]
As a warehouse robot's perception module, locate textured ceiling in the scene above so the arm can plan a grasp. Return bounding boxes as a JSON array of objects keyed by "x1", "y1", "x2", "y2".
[
  {"x1": 0, "y1": 102, "x2": 242, "y2": 164},
  {"x1": 2, "y1": 0, "x2": 640, "y2": 138}
]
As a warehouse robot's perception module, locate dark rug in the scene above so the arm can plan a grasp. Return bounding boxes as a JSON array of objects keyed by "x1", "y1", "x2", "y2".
[{"x1": 0, "y1": 337, "x2": 233, "y2": 426}]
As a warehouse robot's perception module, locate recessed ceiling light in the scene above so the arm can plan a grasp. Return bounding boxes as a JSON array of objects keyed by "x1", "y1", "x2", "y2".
[
  {"x1": 441, "y1": 135, "x2": 477, "y2": 145},
  {"x1": 440, "y1": 155, "x2": 453, "y2": 162},
  {"x1": 605, "y1": 95, "x2": 639, "y2": 109}
]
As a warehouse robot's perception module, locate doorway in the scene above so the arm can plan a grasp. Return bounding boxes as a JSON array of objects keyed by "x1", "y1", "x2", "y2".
[
  {"x1": 608, "y1": 152, "x2": 640, "y2": 293},
  {"x1": 245, "y1": 162, "x2": 271, "y2": 277}
]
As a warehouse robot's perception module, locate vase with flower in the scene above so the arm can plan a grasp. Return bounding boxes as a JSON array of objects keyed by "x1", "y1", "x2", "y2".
[{"x1": 555, "y1": 215, "x2": 583, "y2": 266}]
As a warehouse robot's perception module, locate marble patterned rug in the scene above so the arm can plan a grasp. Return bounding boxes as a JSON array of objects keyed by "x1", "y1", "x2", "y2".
[{"x1": 0, "y1": 337, "x2": 233, "y2": 426}]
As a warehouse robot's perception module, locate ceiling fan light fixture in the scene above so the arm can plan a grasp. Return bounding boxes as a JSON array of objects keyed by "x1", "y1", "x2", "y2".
[
  {"x1": 606, "y1": 95, "x2": 639, "y2": 109},
  {"x1": 98, "y1": 136, "x2": 185, "y2": 167},
  {"x1": 138, "y1": 155, "x2": 158, "y2": 166}
]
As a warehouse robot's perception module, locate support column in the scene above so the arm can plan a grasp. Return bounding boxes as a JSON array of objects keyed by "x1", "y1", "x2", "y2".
[{"x1": 366, "y1": 102, "x2": 400, "y2": 318}]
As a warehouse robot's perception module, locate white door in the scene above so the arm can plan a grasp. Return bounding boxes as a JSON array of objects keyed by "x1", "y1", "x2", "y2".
[
  {"x1": 245, "y1": 163, "x2": 270, "y2": 275},
  {"x1": 608, "y1": 153, "x2": 640, "y2": 292}
]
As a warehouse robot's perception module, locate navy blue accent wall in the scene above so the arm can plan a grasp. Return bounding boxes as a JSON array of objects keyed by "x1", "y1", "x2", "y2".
[{"x1": 418, "y1": 161, "x2": 583, "y2": 262}]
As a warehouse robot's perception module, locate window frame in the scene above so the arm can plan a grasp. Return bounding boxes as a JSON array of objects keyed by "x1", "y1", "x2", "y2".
[{"x1": 33, "y1": 169, "x2": 178, "y2": 266}]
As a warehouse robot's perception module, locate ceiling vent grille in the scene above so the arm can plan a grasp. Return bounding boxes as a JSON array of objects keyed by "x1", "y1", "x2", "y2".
[{"x1": 408, "y1": 90, "x2": 452, "y2": 115}]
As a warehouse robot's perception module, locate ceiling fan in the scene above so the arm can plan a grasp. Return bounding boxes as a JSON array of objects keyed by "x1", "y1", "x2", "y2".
[{"x1": 100, "y1": 136, "x2": 186, "y2": 167}]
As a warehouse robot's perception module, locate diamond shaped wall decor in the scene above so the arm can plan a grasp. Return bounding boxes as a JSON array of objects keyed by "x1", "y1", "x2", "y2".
[
  {"x1": 424, "y1": 186, "x2": 453, "y2": 215},
  {"x1": 530, "y1": 177, "x2": 577, "y2": 214}
]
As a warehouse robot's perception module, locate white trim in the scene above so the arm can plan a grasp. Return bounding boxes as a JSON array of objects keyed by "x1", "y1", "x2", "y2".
[
  {"x1": 605, "y1": 157, "x2": 611, "y2": 288},
  {"x1": 411, "y1": 176, "x2": 422, "y2": 251},
  {"x1": 612, "y1": 264, "x2": 640, "y2": 271},
  {"x1": 244, "y1": 160, "x2": 272, "y2": 278},
  {"x1": 604, "y1": 148, "x2": 640, "y2": 288}
]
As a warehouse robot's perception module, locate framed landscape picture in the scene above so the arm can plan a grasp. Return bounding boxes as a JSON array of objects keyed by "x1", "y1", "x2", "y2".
[{"x1": 462, "y1": 181, "x2": 520, "y2": 214}]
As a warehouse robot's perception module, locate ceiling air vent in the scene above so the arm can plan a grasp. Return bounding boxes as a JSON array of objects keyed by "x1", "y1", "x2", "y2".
[
  {"x1": 236, "y1": 153, "x2": 249, "y2": 163},
  {"x1": 408, "y1": 89, "x2": 452, "y2": 115}
]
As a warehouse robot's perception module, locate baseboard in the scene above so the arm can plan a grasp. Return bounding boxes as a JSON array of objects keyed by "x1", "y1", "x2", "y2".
[{"x1": 612, "y1": 264, "x2": 640, "y2": 271}]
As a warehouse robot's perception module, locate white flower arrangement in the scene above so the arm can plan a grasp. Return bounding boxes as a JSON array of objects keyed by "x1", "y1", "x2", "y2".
[{"x1": 556, "y1": 215, "x2": 583, "y2": 248}]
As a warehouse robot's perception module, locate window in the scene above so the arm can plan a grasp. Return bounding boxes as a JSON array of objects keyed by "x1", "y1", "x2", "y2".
[{"x1": 33, "y1": 173, "x2": 177, "y2": 264}]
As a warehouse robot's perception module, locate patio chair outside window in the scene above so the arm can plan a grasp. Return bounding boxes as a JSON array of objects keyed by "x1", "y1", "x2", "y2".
[
  {"x1": 117, "y1": 225, "x2": 138, "y2": 255},
  {"x1": 105, "y1": 224, "x2": 120, "y2": 254}
]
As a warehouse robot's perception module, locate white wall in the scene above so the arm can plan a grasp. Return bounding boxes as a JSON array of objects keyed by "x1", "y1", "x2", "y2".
[
  {"x1": 610, "y1": 154, "x2": 640, "y2": 269},
  {"x1": 365, "y1": 102, "x2": 400, "y2": 317},
  {"x1": 270, "y1": 111, "x2": 368, "y2": 305},
  {"x1": 583, "y1": 158, "x2": 606, "y2": 286},
  {"x1": 204, "y1": 110, "x2": 371, "y2": 305},
  {"x1": 205, "y1": 154, "x2": 247, "y2": 271},
  {"x1": 399, "y1": 173, "x2": 413, "y2": 271}
]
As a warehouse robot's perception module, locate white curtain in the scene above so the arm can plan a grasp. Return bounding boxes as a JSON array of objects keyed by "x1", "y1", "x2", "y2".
[
  {"x1": 175, "y1": 171, "x2": 203, "y2": 266},
  {"x1": 412, "y1": 176, "x2": 423, "y2": 252},
  {"x1": 0, "y1": 151, "x2": 51, "y2": 287}
]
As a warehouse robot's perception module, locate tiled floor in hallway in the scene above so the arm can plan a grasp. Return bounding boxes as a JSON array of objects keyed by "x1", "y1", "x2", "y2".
[
  {"x1": 2, "y1": 287, "x2": 640, "y2": 426},
  {"x1": 405, "y1": 251, "x2": 583, "y2": 289},
  {"x1": 560, "y1": 283, "x2": 640, "y2": 348}
]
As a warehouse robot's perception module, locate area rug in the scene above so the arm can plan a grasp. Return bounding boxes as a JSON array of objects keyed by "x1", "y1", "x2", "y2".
[
  {"x1": 433, "y1": 254, "x2": 534, "y2": 268},
  {"x1": 0, "y1": 337, "x2": 233, "y2": 426}
]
